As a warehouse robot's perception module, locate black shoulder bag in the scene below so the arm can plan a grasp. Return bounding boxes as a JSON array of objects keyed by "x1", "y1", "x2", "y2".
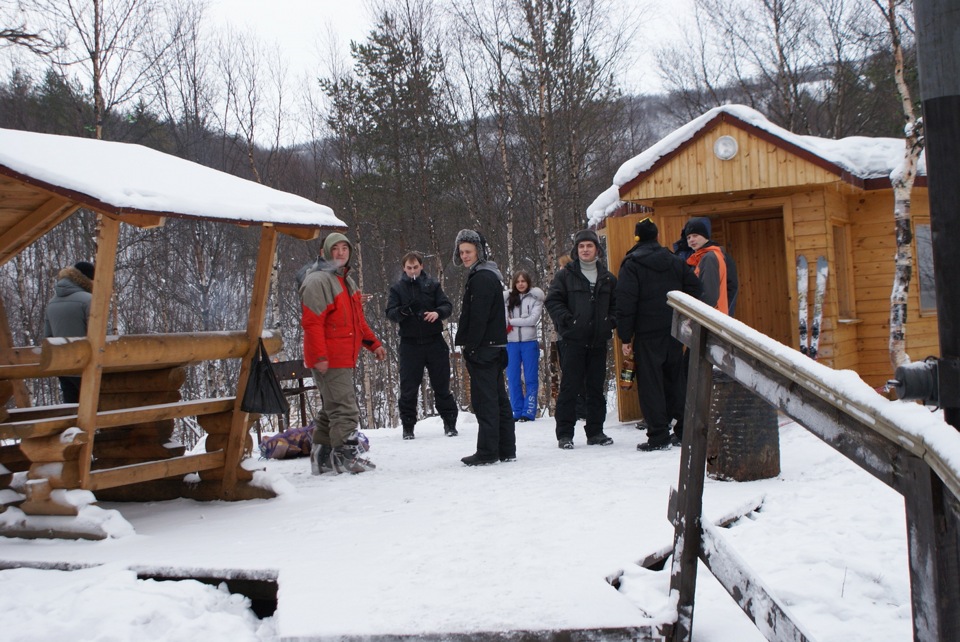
[{"x1": 240, "y1": 339, "x2": 290, "y2": 415}]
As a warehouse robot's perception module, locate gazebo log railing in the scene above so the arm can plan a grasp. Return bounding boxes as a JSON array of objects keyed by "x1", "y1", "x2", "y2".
[
  {"x1": 664, "y1": 291, "x2": 960, "y2": 642},
  {"x1": 0, "y1": 330, "x2": 283, "y2": 524}
]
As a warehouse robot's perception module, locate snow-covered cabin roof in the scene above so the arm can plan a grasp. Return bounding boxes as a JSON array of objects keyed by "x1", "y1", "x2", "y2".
[
  {"x1": 587, "y1": 104, "x2": 927, "y2": 226},
  {"x1": 0, "y1": 128, "x2": 345, "y2": 265}
]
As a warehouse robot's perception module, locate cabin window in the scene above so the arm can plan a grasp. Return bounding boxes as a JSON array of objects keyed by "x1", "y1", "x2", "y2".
[
  {"x1": 832, "y1": 224, "x2": 856, "y2": 319},
  {"x1": 916, "y1": 223, "x2": 937, "y2": 314}
]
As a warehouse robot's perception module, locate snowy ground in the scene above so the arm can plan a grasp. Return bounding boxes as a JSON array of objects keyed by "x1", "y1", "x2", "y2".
[{"x1": 0, "y1": 410, "x2": 912, "y2": 641}]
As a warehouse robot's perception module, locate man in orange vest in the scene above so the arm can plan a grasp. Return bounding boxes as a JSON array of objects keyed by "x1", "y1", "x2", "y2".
[{"x1": 684, "y1": 218, "x2": 738, "y2": 316}]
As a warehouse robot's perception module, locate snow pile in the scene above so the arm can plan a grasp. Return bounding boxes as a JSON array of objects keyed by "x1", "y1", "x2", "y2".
[
  {"x1": 0, "y1": 564, "x2": 272, "y2": 642},
  {"x1": 0, "y1": 128, "x2": 344, "y2": 229}
]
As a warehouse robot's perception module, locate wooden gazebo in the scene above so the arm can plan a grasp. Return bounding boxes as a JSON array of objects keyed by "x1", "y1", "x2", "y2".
[{"x1": 0, "y1": 128, "x2": 343, "y2": 538}]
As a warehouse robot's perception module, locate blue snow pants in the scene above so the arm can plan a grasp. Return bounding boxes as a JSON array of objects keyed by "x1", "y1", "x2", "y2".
[{"x1": 506, "y1": 340, "x2": 539, "y2": 420}]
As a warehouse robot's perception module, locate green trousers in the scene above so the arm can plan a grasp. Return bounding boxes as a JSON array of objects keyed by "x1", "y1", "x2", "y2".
[{"x1": 310, "y1": 367, "x2": 360, "y2": 447}]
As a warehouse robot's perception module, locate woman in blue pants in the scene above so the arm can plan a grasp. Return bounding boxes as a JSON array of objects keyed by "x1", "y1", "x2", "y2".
[{"x1": 504, "y1": 271, "x2": 544, "y2": 422}]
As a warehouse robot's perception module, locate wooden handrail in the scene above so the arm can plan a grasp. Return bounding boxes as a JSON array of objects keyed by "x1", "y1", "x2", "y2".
[
  {"x1": 87, "y1": 451, "x2": 226, "y2": 491},
  {"x1": 0, "y1": 330, "x2": 281, "y2": 379},
  {"x1": 666, "y1": 290, "x2": 960, "y2": 642},
  {"x1": 668, "y1": 291, "x2": 960, "y2": 501}
]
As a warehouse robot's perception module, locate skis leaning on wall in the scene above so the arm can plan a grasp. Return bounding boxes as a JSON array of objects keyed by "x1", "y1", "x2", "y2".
[
  {"x1": 797, "y1": 255, "x2": 809, "y2": 355},
  {"x1": 809, "y1": 256, "x2": 828, "y2": 360}
]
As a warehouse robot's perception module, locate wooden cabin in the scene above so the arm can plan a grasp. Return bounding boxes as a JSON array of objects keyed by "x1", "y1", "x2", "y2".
[
  {"x1": 0, "y1": 128, "x2": 343, "y2": 538},
  {"x1": 588, "y1": 105, "x2": 933, "y2": 422}
]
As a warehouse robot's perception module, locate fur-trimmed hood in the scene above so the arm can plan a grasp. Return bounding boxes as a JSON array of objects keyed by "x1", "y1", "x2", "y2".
[{"x1": 55, "y1": 266, "x2": 93, "y2": 295}]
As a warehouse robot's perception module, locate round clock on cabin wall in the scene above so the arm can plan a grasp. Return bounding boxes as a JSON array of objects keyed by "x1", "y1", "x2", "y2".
[{"x1": 713, "y1": 135, "x2": 739, "y2": 160}]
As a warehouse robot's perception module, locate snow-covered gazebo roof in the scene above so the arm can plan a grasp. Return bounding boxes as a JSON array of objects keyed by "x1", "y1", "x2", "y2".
[
  {"x1": 586, "y1": 104, "x2": 927, "y2": 226},
  {"x1": 0, "y1": 128, "x2": 345, "y2": 266}
]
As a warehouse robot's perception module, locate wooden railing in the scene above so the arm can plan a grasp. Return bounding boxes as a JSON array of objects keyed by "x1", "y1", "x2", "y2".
[{"x1": 665, "y1": 291, "x2": 960, "y2": 642}]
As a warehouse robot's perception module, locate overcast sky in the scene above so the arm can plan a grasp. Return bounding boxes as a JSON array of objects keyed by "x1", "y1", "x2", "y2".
[
  {"x1": 205, "y1": 0, "x2": 377, "y2": 81},
  {"x1": 206, "y1": 0, "x2": 665, "y2": 95}
]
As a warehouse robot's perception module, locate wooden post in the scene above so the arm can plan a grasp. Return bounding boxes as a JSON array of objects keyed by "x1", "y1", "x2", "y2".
[
  {"x1": 221, "y1": 225, "x2": 277, "y2": 493},
  {"x1": 669, "y1": 320, "x2": 713, "y2": 642},
  {"x1": 902, "y1": 456, "x2": 960, "y2": 641},
  {"x1": 914, "y1": 0, "x2": 960, "y2": 428},
  {"x1": 0, "y1": 295, "x2": 31, "y2": 407},
  {"x1": 76, "y1": 214, "x2": 120, "y2": 489}
]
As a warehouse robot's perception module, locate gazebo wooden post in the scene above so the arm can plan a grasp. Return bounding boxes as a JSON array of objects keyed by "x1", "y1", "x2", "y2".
[
  {"x1": 0, "y1": 295, "x2": 30, "y2": 407},
  {"x1": 221, "y1": 225, "x2": 277, "y2": 494},
  {"x1": 76, "y1": 214, "x2": 120, "y2": 489}
]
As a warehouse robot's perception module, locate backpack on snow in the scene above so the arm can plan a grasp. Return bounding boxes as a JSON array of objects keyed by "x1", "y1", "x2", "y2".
[{"x1": 259, "y1": 422, "x2": 315, "y2": 459}]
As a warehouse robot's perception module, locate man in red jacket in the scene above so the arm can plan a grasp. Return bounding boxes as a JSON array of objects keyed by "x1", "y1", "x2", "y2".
[{"x1": 299, "y1": 232, "x2": 386, "y2": 474}]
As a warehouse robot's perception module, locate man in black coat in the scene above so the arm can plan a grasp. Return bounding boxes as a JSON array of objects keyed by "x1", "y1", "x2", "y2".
[
  {"x1": 616, "y1": 218, "x2": 701, "y2": 451},
  {"x1": 453, "y1": 229, "x2": 516, "y2": 466},
  {"x1": 545, "y1": 230, "x2": 617, "y2": 449},
  {"x1": 386, "y1": 251, "x2": 458, "y2": 439}
]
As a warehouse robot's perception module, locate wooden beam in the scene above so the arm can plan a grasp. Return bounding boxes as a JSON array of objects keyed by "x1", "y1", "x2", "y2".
[
  {"x1": 0, "y1": 397, "x2": 236, "y2": 440},
  {"x1": 76, "y1": 214, "x2": 120, "y2": 489},
  {"x1": 87, "y1": 451, "x2": 226, "y2": 491},
  {"x1": 119, "y1": 213, "x2": 165, "y2": 229},
  {"x1": 901, "y1": 457, "x2": 960, "y2": 641},
  {"x1": 223, "y1": 226, "x2": 277, "y2": 492},
  {"x1": 0, "y1": 332, "x2": 281, "y2": 379},
  {"x1": 0, "y1": 197, "x2": 80, "y2": 267},
  {"x1": 699, "y1": 520, "x2": 816, "y2": 642},
  {"x1": 669, "y1": 320, "x2": 713, "y2": 642},
  {"x1": 0, "y1": 346, "x2": 41, "y2": 366},
  {"x1": 275, "y1": 224, "x2": 322, "y2": 240},
  {"x1": 0, "y1": 295, "x2": 31, "y2": 406},
  {"x1": 18, "y1": 429, "x2": 88, "y2": 462},
  {"x1": 36, "y1": 331, "x2": 281, "y2": 375}
]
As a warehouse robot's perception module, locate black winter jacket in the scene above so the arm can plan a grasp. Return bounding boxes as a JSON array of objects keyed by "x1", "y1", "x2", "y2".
[
  {"x1": 615, "y1": 241, "x2": 702, "y2": 343},
  {"x1": 385, "y1": 271, "x2": 452, "y2": 343},
  {"x1": 455, "y1": 262, "x2": 508, "y2": 351},
  {"x1": 545, "y1": 260, "x2": 617, "y2": 348}
]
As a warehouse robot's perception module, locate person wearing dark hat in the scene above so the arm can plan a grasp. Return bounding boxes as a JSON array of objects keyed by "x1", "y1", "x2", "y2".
[
  {"x1": 545, "y1": 229, "x2": 617, "y2": 449},
  {"x1": 616, "y1": 218, "x2": 701, "y2": 451},
  {"x1": 385, "y1": 251, "x2": 458, "y2": 440},
  {"x1": 298, "y1": 232, "x2": 386, "y2": 475},
  {"x1": 43, "y1": 261, "x2": 95, "y2": 403},
  {"x1": 452, "y1": 229, "x2": 516, "y2": 466},
  {"x1": 683, "y1": 217, "x2": 739, "y2": 316}
]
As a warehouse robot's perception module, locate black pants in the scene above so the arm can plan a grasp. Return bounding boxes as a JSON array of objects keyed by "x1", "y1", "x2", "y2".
[
  {"x1": 398, "y1": 336, "x2": 458, "y2": 427},
  {"x1": 555, "y1": 342, "x2": 607, "y2": 441},
  {"x1": 465, "y1": 346, "x2": 516, "y2": 459},
  {"x1": 59, "y1": 376, "x2": 81, "y2": 404},
  {"x1": 633, "y1": 334, "x2": 685, "y2": 442}
]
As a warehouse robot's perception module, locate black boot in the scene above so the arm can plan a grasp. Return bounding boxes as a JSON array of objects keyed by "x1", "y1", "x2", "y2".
[
  {"x1": 443, "y1": 418, "x2": 458, "y2": 437},
  {"x1": 461, "y1": 453, "x2": 497, "y2": 466},
  {"x1": 402, "y1": 423, "x2": 415, "y2": 440}
]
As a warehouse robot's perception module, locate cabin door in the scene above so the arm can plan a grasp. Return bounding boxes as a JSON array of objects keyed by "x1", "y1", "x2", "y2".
[{"x1": 716, "y1": 212, "x2": 792, "y2": 345}]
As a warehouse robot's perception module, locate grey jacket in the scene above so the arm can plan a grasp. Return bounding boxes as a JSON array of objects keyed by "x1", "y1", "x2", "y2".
[
  {"x1": 43, "y1": 267, "x2": 93, "y2": 339},
  {"x1": 504, "y1": 287, "x2": 544, "y2": 343}
]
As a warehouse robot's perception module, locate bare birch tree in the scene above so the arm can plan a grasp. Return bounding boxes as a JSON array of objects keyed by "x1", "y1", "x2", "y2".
[
  {"x1": 875, "y1": 0, "x2": 921, "y2": 368},
  {"x1": 25, "y1": 0, "x2": 172, "y2": 140}
]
